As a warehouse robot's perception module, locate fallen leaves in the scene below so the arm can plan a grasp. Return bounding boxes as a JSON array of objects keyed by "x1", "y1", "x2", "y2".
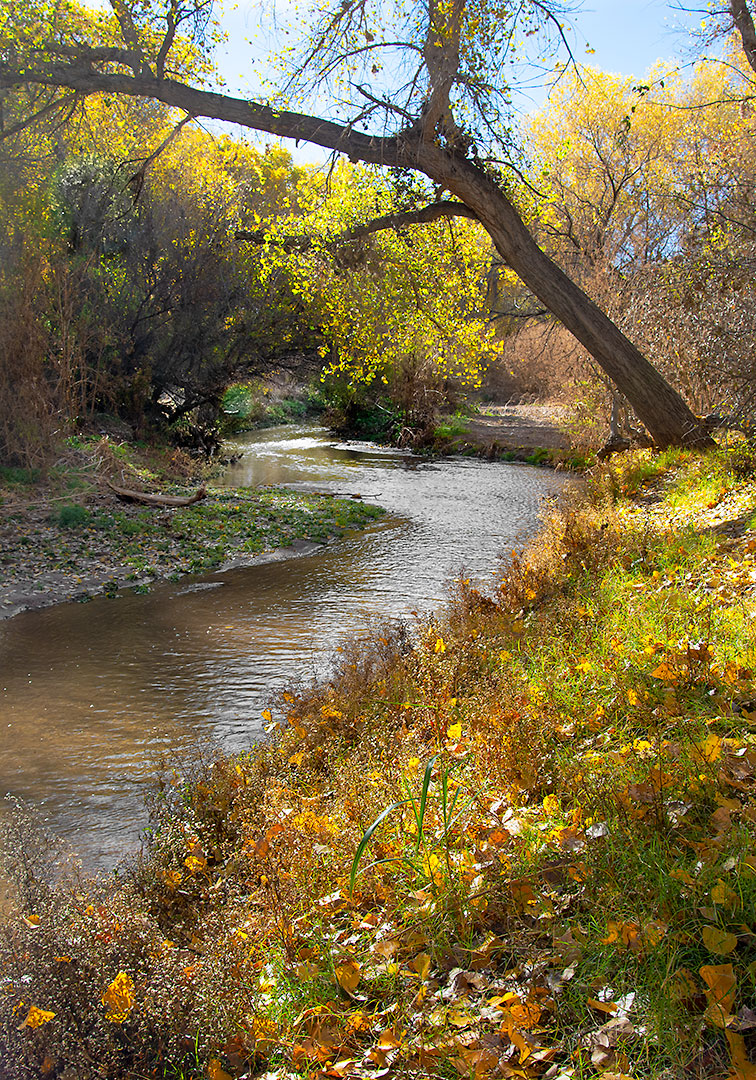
[
  {"x1": 335, "y1": 960, "x2": 361, "y2": 996},
  {"x1": 700, "y1": 963, "x2": 737, "y2": 1028},
  {"x1": 702, "y1": 925, "x2": 739, "y2": 956},
  {"x1": 101, "y1": 971, "x2": 135, "y2": 1023},
  {"x1": 18, "y1": 1005, "x2": 56, "y2": 1029}
]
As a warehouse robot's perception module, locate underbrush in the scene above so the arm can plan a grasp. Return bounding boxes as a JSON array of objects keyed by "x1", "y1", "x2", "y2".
[{"x1": 3, "y1": 447, "x2": 756, "y2": 1079}]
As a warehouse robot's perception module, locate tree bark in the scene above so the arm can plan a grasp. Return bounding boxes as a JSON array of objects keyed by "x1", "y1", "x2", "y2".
[
  {"x1": 730, "y1": 0, "x2": 756, "y2": 76},
  {"x1": 0, "y1": 63, "x2": 713, "y2": 447}
]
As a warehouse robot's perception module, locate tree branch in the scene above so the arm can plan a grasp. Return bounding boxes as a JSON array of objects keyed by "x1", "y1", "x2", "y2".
[
  {"x1": 730, "y1": 0, "x2": 756, "y2": 75},
  {"x1": 235, "y1": 199, "x2": 479, "y2": 249},
  {"x1": 0, "y1": 63, "x2": 405, "y2": 166},
  {"x1": 0, "y1": 91, "x2": 78, "y2": 141}
]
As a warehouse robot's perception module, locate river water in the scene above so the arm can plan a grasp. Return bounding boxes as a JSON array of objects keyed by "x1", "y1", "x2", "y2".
[{"x1": 0, "y1": 425, "x2": 570, "y2": 871}]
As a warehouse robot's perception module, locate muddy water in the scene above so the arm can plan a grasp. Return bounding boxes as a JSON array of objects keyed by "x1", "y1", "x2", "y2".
[{"x1": 0, "y1": 425, "x2": 570, "y2": 871}]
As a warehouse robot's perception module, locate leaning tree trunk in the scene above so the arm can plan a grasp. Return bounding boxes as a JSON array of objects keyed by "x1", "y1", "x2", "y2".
[{"x1": 415, "y1": 145, "x2": 713, "y2": 448}]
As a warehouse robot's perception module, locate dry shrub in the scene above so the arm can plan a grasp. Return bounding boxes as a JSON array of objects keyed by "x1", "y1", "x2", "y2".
[
  {"x1": 0, "y1": 255, "x2": 57, "y2": 468},
  {"x1": 484, "y1": 322, "x2": 589, "y2": 403}
]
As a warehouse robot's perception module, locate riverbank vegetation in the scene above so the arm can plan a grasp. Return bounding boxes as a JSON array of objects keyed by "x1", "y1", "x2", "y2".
[
  {"x1": 3, "y1": 443, "x2": 756, "y2": 1078},
  {"x1": 0, "y1": 435, "x2": 384, "y2": 617}
]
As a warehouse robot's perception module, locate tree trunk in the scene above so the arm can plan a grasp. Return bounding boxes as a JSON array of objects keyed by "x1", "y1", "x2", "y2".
[{"x1": 414, "y1": 145, "x2": 713, "y2": 447}]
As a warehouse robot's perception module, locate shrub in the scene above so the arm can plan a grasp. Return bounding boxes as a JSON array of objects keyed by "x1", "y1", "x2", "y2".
[{"x1": 54, "y1": 503, "x2": 90, "y2": 529}]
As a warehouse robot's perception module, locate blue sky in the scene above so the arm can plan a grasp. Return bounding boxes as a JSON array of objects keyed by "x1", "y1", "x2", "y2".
[
  {"x1": 573, "y1": 0, "x2": 700, "y2": 78},
  {"x1": 208, "y1": 1, "x2": 704, "y2": 160},
  {"x1": 213, "y1": 0, "x2": 702, "y2": 99}
]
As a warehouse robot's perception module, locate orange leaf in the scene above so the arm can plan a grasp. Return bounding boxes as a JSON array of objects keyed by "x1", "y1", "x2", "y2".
[
  {"x1": 18, "y1": 1005, "x2": 56, "y2": 1029},
  {"x1": 207, "y1": 1059, "x2": 232, "y2": 1080},
  {"x1": 651, "y1": 660, "x2": 678, "y2": 682},
  {"x1": 587, "y1": 997, "x2": 618, "y2": 1015},
  {"x1": 101, "y1": 971, "x2": 135, "y2": 1023},
  {"x1": 700, "y1": 963, "x2": 737, "y2": 1027}
]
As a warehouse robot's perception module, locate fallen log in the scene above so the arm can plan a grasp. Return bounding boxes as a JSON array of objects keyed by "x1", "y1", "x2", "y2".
[{"x1": 106, "y1": 480, "x2": 207, "y2": 508}]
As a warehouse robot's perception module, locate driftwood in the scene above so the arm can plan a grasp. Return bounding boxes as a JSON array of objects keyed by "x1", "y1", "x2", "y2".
[{"x1": 106, "y1": 480, "x2": 207, "y2": 508}]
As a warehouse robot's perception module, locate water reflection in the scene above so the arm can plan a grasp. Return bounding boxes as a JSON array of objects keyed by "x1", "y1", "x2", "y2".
[{"x1": 0, "y1": 425, "x2": 570, "y2": 869}]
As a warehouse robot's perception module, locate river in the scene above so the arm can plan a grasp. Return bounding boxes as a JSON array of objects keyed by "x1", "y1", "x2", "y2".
[{"x1": 0, "y1": 425, "x2": 570, "y2": 871}]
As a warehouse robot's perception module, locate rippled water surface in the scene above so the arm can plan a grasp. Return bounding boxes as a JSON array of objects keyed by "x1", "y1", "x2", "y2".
[{"x1": 0, "y1": 425, "x2": 571, "y2": 869}]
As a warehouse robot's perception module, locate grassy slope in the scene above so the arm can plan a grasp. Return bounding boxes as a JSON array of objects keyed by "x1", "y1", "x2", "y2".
[{"x1": 3, "y1": 446, "x2": 756, "y2": 1080}]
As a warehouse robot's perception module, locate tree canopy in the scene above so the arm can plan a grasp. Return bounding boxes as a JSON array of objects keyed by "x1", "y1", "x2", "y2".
[{"x1": 0, "y1": 0, "x2": 729, "y2": 447}]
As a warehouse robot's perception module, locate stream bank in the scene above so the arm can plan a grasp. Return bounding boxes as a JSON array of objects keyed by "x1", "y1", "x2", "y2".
[
  {"x1": 0, "y1": 438, "x2": 384, "y2": 620},
  {"x1": 0, "y1": 424, "x2": 569, "y2": 870}
]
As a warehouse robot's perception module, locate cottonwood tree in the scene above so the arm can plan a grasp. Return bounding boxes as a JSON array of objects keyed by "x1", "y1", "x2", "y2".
[{"x1": 0, "y1": 0, "x2": 716, "y2": 446}]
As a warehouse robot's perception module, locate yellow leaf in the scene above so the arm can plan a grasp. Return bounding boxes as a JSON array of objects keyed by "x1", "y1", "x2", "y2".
[
  {"x1": 376, "y1": 1027, "x2": 401, "y2": 1050},
  {"x1": 702, "y1": 925, "x2": 738, "y2": 955},
  {"x1": 101, "y1": 971, "x2": 135, "y2": 1022},
  {"x1": 184, "y1": 855, "x2": 206, "y2": 874},
  {"x1": 288, "y1": 751, "x2": 305, "y2": 767},
  {"x1": 699, "y1": 733, "x2": 723, "y2": 762},
  {"x1": 725, "y1": 1030, "x2": 756, "y2": 1079},
  {"x1": 542, "y1": 794, "x2": 560, "y2": 815},
  {"x1": 21, "y1": 914, "x2": 40, "y2": 928},
  {"x1": 712, "y1": 879, "x2": 739, "y2": 907},
  {"x1": 434, "y1": 637, "x2": 446, "y2": 654},
  {"x1": 335, "y1": 960, "x2": 361, "y2": 995},
  {"x1": 19, "y1": 1005, "x2": 56, "y2": 1029},
  {"x1": 502, "y1": 1016, "x2": 533, "y2": 1063},
  {"x1": 446, "y1": 722, "x2": 462, "y2": 740},
  {"x1": 207, "y1": 1058, "x2": 233, "y2": 1080},
  {"x1": 448, "y1": 1006, "x2": 475, "y2": 1028}
]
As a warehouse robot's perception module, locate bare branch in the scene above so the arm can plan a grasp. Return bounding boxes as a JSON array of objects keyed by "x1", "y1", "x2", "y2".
[
  {"x1": 0, "y1": 91, "x2": 78, "y2": 142},
  {"x1": 122, "y1": 112, "x2": 193, "y2": 200}
]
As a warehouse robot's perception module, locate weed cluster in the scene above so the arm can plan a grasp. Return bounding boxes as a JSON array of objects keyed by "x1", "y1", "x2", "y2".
[{"x1": 3, "y1": 447, "x2": 756, "y2": 1079}]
